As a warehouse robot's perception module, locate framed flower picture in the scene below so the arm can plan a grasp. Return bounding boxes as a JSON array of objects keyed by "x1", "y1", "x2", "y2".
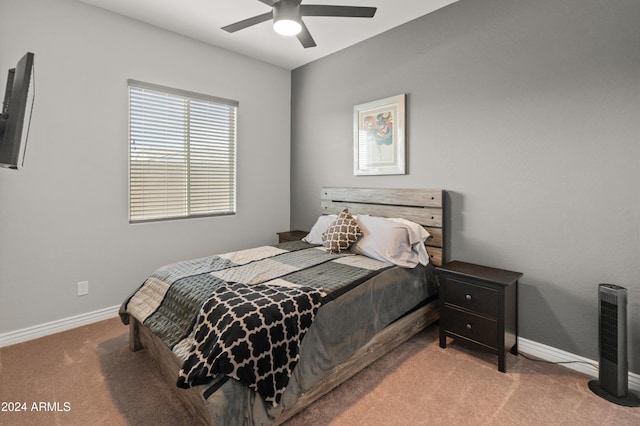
[{"x1": 353, "y1": 94, "x2": 406, "y2": 176}]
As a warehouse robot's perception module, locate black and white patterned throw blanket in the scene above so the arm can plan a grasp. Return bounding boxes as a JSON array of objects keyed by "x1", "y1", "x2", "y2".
[
  {"x1": 177, "y1": 282, "x2": 321, "y2": 405},
  {"x1": 120, "y1": 241, "x2": 392, "y2": 406}
]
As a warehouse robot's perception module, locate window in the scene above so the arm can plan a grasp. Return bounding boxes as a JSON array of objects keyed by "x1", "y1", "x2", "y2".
[{"x1": 128, "y1": 80, "x2": 237, "y2": 223}]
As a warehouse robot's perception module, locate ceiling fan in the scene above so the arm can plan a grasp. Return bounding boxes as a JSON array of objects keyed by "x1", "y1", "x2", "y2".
[{"x1": 222, "y1": 0, "x2": 377, "y2": 48}]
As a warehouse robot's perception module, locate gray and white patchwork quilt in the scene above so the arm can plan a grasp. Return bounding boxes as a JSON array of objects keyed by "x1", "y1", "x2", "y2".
[{"x1": 120, "y1": 241, "x2": 393, "y2": 406}]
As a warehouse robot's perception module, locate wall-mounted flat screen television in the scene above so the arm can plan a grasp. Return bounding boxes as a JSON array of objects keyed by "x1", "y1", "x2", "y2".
[{"x1": 0, "y1": 52, "x2": 35, "y2": 169}]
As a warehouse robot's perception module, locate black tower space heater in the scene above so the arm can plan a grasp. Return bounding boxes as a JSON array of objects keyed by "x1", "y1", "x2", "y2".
[{"x1": 588, "y1": 284, "x2": 640, "y2": 406}]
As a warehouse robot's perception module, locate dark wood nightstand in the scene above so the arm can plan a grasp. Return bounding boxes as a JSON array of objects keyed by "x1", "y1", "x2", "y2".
[
  {"x1": 277, "y1": 230, "x2": 308, "y2": 243},
  {"x1": 438, "y1": 260, "x2": 522, "y2": 372}
]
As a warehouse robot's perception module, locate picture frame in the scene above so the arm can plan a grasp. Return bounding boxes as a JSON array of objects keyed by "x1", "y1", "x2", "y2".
[{"x1": 353, "y1": 94, "x2": 406, "y2": 176}]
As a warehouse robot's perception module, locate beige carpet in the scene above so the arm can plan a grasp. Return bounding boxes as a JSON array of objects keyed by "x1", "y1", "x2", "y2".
[{"x1": 0, "y1": 318, "x2": 638, "y2": 425}]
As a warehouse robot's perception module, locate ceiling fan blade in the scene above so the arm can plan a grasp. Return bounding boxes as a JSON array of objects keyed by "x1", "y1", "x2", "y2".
[
  {"x1": 221, "y1": 12, "x2": 273, "y2": 33},
  {"x1": 297, "y1": 20, "x2": 316, "y2": 48},
  {"x1": 258, "y1": 0, "x2": 277, "y2": 5},
  {"x1": 301, "y1": 5, "x2": 377, "y2": 18}
]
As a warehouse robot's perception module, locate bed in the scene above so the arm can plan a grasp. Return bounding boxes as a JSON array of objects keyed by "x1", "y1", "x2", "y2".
[{"x1": 120, "y1": 187, "x2": 447, "y2": 425}]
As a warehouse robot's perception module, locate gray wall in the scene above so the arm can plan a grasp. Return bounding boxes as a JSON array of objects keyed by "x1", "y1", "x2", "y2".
[
  {"x1": 291, "y1": 0, "x2": 640, "y2": 373},
  {"x1": 0, "y1": 0, "x2": 291, "y2": 333}
]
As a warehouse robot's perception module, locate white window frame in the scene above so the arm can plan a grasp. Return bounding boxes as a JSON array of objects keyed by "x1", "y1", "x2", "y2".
[{"x1": 128, "y1": 80, "x2": 238, "y2": 223}]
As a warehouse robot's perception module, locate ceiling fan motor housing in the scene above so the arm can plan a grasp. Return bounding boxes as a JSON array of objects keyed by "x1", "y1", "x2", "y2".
[{"x1": 273, "y1": 1, "x2": 302, "y2": 25}]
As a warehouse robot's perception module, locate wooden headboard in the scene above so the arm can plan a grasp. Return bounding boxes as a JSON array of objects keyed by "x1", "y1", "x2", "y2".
[{"x1": 320, "y1": 187, "x2": 446, "y2": 266}]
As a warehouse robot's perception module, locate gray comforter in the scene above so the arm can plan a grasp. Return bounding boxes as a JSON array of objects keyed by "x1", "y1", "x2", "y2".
[{"x1": 120, "y1": 241, "x2": 436, "y2": 425}]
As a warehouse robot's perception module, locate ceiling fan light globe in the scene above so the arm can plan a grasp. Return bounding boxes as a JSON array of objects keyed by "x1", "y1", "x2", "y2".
[{"x1": 273, "y1": 19, "x2": 302, "y2": 36}]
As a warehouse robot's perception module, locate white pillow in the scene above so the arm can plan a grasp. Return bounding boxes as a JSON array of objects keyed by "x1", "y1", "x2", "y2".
[
  {"x1": 302, "y1": 215, "x2": 337, "y2": 244},
  {"x1": 387, "y1": 217, "x2": 431, "y2": 266},
  {"x1": 350, "y1": 215, "x2": 431, "y2": 267}
]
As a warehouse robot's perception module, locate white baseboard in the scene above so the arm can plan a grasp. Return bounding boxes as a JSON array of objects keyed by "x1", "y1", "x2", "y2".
[
  {"x1": 1, "y1": 309, "x2": 639, "y2": 394},
  {"x1": 0, "y1": 305, "x2": 120, "y2": 348},
  {"x1": 518, "y1": 337, "x2": 640, "y2": 392}
]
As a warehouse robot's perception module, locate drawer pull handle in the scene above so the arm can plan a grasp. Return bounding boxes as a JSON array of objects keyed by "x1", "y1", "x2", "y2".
[
  {"x1": 466, "y1": 323, "x2": 472, "y2": 330},
  {"x1": 466, "y1": 294, "x2": 472, "y2": 301}
]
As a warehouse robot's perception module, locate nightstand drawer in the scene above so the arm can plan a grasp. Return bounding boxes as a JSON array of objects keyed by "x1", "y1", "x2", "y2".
[
  {"x1": 442, "y1": 278, "x2": 498, "y2": 318},
  {"x1": 442, "y1": 306, "x2": 498, "y2": 349}
]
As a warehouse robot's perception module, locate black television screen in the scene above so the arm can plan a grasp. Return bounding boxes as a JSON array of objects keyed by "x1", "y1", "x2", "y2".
[{"x1": 0, "y1": 52, "x2": 35, "y2": 169}]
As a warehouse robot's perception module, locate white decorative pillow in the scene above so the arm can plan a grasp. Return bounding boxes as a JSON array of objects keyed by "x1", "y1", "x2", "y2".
[
  {"x1": 322, "y1": 209, "x2": 362, "y2": 254},
  {"x1": 303, "y1": 214, "x2": 337, "y2": 244},
  {"x1": 351, "y1": 215, "x2": 431, "y2": 267}
]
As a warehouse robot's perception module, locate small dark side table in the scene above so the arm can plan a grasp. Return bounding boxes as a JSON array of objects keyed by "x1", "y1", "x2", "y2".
[{"x1": 438, "y1": 260, "x2": 522, "y2": 373}]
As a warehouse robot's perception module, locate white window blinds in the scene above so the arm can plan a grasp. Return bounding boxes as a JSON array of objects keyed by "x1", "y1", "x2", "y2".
[{"x1": 128, "y1": 80, "x2": 237, "y2": 222}]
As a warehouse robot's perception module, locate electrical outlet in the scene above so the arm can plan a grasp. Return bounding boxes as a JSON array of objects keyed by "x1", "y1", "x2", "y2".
[{"x1": 77, "y1": 281, "x2": 89, "y2": 296}]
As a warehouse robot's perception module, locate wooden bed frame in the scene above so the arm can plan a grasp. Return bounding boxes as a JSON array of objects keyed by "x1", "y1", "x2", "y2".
[{"x1": 129, "y1": 187, "x2": 447, "y2": 425}]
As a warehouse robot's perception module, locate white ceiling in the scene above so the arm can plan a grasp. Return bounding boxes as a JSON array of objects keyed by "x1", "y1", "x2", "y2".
[{"x1": 78, "y1": 0, "x2": 459, "y2": 70}]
